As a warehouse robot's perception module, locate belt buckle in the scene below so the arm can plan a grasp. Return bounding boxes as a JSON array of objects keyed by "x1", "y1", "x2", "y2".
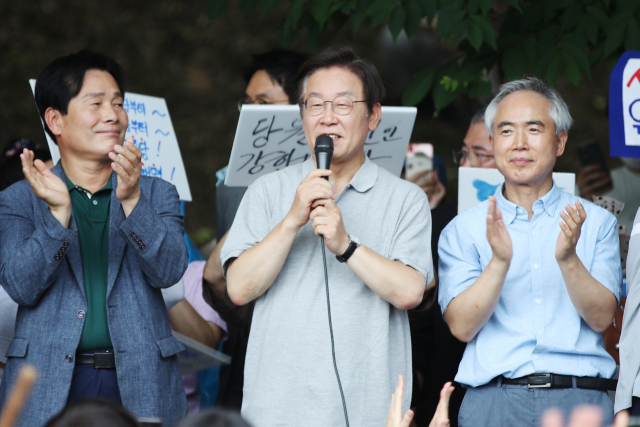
[
  {"x1": 94, "y1": 351, "x2": 114, "y2": 369},
  {"x1": 528, "y1": 373, "x2": 552, "y2": 388}
]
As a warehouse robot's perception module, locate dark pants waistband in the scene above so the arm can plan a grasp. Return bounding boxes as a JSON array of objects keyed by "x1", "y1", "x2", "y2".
[
  {"x1": 76, "y1": 349, "x2": 115, "y2": 369},
  {"x1": 491, "y1": 374, "x2": 617, "y2": 391}
]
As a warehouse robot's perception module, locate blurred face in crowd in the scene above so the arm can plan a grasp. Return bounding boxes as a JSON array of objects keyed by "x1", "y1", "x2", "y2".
[
  {"x1": 490, "y1": 90, "x2": 567, "y2": 188},
  {"x1": 301, "y1": 66, "x2": 381, "y2": 167},
  {"x1": 244, "y1": 70, "x2": 289, "y2": 105},
  {"x1": 461, "y1": 122, "x2": 495, "y2": 168},
  {"x1": 46, "y1": 69, "x2": 128, "y2": 161}
]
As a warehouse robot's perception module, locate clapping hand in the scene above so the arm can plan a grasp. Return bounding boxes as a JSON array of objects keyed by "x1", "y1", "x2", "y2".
[
  {"x1": 20, "y1": 148, "x2": 71, "y2": 227},
  {"x1": 487, "y1": 196, "x2": 512, "y2": 265},
  {"x1": 385, "y1": 375, "x2": 414, "y2": 427},
  {"x1": 429, "y1": 382, "x2": 455, "y2": 427},
  {"x1": 109, "y1": 138, "x2": 142, "y2": 216},
  {"x1": 556, "y1": 200, "x2": 586, "y2": 263}
]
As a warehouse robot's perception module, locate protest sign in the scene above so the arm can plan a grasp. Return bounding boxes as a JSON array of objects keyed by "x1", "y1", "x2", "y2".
[
  {"x1": 225, "y1": 105, "x2": 417, "y2": 187},
  {"x1": 29, "y1": 80, "x2": 192, "y2": 201},
  {"x1": 609, "y1": 52, "x2": 640, "y2": 158},
  {"x1": 172, "y1": 331, "x2": 230, "y2": 375},
  {"x1": 457, "y1": 167, "x2": 576, "y2": 214}
]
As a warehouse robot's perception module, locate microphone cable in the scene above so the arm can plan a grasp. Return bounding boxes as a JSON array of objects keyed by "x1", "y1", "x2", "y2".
[{"x1": 320, "y1": 236, "x2": 350, "y2": 427}]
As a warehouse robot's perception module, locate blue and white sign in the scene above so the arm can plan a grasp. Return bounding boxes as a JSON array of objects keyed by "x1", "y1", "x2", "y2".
[
  {"x1": 457, "y1": 167, "x2": 576, "y2": 214},
  {"x1": 609, "y1": 52, "x2": 640, "y2": 158},
  {"x1": 29, "y1": 80, "x2": 192, "y2": 201}
]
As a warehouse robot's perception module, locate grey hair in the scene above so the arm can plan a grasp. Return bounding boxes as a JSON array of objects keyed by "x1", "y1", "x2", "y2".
[
  {"x1": 470, "y1": 106, "x2": 486, "y2": 127},
  {"x1": 484, "y1": 77, "x2": 573, "y2": 136}
]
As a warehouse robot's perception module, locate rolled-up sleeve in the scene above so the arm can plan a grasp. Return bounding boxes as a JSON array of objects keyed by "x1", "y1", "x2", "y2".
[{"x1": 589, "y1": 213, "x2": 622, "y2": 303}]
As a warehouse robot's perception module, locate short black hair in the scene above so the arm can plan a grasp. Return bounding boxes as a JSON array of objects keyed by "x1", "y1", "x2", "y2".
[
  {"x1": 295, "y1": 46, "x2": 385, "y2": 115},
  {"x1": 243, "y1": 49, "x2": 310, "y2": 104},
  {"x1": 176, "y1": 408, "x2": 252, "y2": 427},
  {"x1": 43, "y1": 398, "x2": 140, "y2": 427},
  {"x1": 35, "y1": 50, "x2": 126, "y2": 143}
]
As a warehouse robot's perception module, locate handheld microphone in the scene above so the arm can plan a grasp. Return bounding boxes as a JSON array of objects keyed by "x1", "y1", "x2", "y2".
[{"x1": 314, "y1": 135, "x2": 334, "y2": 180}]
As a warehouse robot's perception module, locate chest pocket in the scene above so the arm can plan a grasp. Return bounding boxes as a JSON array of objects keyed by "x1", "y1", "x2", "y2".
[{"x1": 6, "y1": 337, "x2": 29, "y2": 358}]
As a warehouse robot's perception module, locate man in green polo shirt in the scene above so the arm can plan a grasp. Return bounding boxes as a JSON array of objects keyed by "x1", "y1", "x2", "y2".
[{"x1": 0, "y1": 51, "x2": 188, "y2": 427}]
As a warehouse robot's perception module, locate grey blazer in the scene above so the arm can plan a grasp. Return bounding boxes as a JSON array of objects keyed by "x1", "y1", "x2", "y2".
[
  {"x1": 0, "y1": 163, "x2": 189, "y2": 427},
  {"x1": 616, "y1": 209, "x2": 640, "y2": 413}
]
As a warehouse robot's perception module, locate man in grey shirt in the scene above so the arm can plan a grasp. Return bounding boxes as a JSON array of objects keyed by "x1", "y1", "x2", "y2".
[{"x1": 221, "y1": 46, "x2": 434, "y2": 427}]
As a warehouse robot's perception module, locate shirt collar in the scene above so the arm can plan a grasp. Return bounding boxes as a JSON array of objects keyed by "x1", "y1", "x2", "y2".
[
  {"x1": 300, "y1": 155, "x2": 378, "y2": 193},
  {"x1": 495, "y1": 180, "x2": 561, "y2": 224},
  {"x1": 64, "y1": 172, "x2": 112, "y2": 195}
]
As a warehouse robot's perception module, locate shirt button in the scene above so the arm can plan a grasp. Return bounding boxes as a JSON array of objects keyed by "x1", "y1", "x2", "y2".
[
  {"x1": 532, "y1": 231, "x2": 537, "y2": 235},
  {"x1": 77, "y1": 310, "x2": 86, "y2": 319},
  {"x1": 534, "y1": 264, "x2": 539, "y2": 269},
  {"x1": 537, "y1": 330, "x2": 542, "y2": 335},
  {"x1": 93, "y1": 200, "x2": 98, "y2": 205},
  {"x1": 535, "y1": 299, "x2": 541, "y2": 304},
  {"x1": 65, "y1": 354, "x2": 74, "y2": 363},
  {"x1": 534, "y1": 355, "x2": 539, "y2": 360}
]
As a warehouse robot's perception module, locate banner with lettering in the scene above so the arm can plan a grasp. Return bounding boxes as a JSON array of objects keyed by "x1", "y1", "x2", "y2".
[
  {"x1": 29, "y1": 80, "x2": 192, "y2": 201},
  {"x1": 609, "y1": 52, "x2": 640, "y2": 158},
  {"x1": 458, "y1": 167, "x2": 575, "y2": 214},
  {"x1": 225, "y1": 105, "x2": 417, "y2": 187}
]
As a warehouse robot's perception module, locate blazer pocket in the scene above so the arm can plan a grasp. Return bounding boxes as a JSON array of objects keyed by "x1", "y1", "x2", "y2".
[
  {"x1": 6, "y1": 337, "x2": 29, "y2": 358},
  {"x1": 155, "y1": 335, "x2": 185, "y2": 358}
]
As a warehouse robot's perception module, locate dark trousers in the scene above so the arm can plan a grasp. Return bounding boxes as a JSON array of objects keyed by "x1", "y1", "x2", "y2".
[{"x1": 66, "y1": 352, "x2": 121, "y2": 405}]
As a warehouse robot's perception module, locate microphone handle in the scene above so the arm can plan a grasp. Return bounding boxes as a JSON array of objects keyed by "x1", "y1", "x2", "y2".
[{"x1": 316, "y1": 152, "x2": 331, "y2": 181}]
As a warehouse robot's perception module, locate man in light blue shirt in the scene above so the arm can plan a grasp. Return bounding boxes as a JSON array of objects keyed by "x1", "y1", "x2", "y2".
[{"x1": 438, "y1": 77, "x2": 621, "y2": 427}]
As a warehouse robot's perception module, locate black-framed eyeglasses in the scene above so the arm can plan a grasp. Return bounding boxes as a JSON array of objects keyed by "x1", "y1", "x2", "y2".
[
  {"x1": 452, "y1": 149, "x2": 495, "y2": 166},
  {"x1": 237, "y1": 96, "x2": 289, "y2": 112},
  {"x1": 301, "y1": 96, "x2": 367, "y2": 116}
]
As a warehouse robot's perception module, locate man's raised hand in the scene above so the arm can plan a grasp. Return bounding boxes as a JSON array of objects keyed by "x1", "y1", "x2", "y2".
[
  {"x1": 556, "y1": 200, "x2": 586, "y2": 263},
  {"x1": 310, "y1": 198, "x2": 349, "y2": 255},
  {"x1": 284, "y1": 169, "x2": 336, "y2": 231},
  {"x1": 487, "y1": 196, "x2": 512, "y2": 265},
  {"x1": 109, "y1": 138, "x2": 142, "y2": 217},
  {"x1": 20, "y1": 148, "x2": 71, "y2": 228},
  {"x1": 384, "y1": 375, "x2": 414, "y2": 427}
]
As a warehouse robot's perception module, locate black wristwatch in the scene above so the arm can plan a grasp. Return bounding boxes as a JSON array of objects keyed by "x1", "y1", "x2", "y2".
[{"x1": 336, "y1": 235, "x2": 360, "y2": 263}]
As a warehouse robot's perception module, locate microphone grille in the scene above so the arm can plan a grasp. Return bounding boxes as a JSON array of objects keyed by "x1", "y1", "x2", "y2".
[{"x1": 315, "y1": 135, "x2": 334, "y2": 153}]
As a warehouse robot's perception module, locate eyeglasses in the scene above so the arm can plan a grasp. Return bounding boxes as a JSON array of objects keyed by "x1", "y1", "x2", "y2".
[
  {"x1": 452, "y1": 149, "x2": 495, "y2": 166},
  {"x1": 302, "y1": 96, "x2": 367, "y2": 116},
  {"x1": 237, "y1": 96, "x2": 289, "y2": 112}
]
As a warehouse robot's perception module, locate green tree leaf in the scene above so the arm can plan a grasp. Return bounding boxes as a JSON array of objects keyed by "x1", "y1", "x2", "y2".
[
  {"x1": 416, "y1": 0, "x2": 437, "y2": 21},
  {"x1": 501, "y1": 47, "x2": 526, "y2": 80},
  {"x1": 503, "y1": 0, "x2": 523, "y2": 13},
  {"x1": 467, "y1": 21, "x2": 483, "y2": 51},
  {"x1": 207, "y1": 0, "x2": 230, "y2": 19},
  {"x1": 625, "y1": 18, "x2": 640, "y2": 51},
  {"x1": 350, "y1": 0, "x2": 369, "y2": 31},
  {"x1": 404, "y1": 0, "x2": 422, "y2": 37},
  {"x1": 585, "y1": 14, "x2": 599, "y2": 45},
  {"x1": 433, "y1": 77, "x2": 461, "y2": 112},
  {"x1": 470, "y1": 14, "x2": 496, "y2": 50},
  {"x1": 307, "y1": 14, "x2": 323, "y2": 51},
  {"x1": 388, "y1": 4, "x2": 407, "y2": 40},
  {"x1": 468, "y1": 0, "x2": 481, "y2": 14},
  {"x1": 480, "y1": 0, "x2": 492, "y2": 16},
  {"x1": 311, "y1": 0, "x2": 332, "y2": 26},
  {"x1": 560, "y1": 3, "x2": 583, "y2": 32},
  {"x1": 603, "y1": 20, "x2": 628, "y2": 57},
  {"x1": 366, "y1": 0, "x2": 397, "y2": 27},
  {"x1": 587, "y1": 4, "x2": 610, "y2": 27},
  {"x1": 468, "y1": 79, "x2": 492, "y2": 98},
  {"x1": 545, "y1": 52, "x2": 563, "y2": 86},
  {"x1": 402, "y1": 67, "x2": 436, "y2": 106},
  {"x1": 520, "y1": 37, "x2": 537, "y2": 69},
  {"x1": 562, "y1": 51, "x2": 581, "y2": 86}
]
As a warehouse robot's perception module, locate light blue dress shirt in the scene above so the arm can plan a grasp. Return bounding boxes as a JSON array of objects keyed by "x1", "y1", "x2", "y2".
[{"x1": 438, "y1": 182, "x2": 621, "y2": 387}]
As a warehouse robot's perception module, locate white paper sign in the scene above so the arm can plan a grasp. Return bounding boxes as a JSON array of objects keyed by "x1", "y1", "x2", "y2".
[
  {"x1": 29, "y1": 80, "x2": 192, "y2": 201},
  {"x1": 225, "y1": 105, "x2": 417, "y2": 187},
  {"x1": 173, "y1": 331, "x2": 230, "y2": 375},
  {"x1": 457, "y1": 168, "x2": 576, "y2": 214},
  {"x1": 623, "y1": 58, "x2": 640, "y2": 147}
]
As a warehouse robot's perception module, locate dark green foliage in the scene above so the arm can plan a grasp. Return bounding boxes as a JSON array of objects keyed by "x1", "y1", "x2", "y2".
[{"x1": 211, "y1": 0, "x2": 640, "y2": 112}]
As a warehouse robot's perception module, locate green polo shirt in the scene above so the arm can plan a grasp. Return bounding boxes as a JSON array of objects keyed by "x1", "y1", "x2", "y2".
[{"x1": 65, "y1": 175, "x2": 113, "y2": 352}]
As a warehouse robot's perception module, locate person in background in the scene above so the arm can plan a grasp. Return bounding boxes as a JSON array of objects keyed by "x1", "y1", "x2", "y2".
[
  {"x1": 439, "y1": 77, "x2": 620, "y2": 427},
  {"x1": 203, "y1": 48, "x2": 309, "y2": 411},
  {"x1": 43, "y1": 399, "x2": 141, "y2": 427},
  {"x1": 0, "y1": 50, "x2": 188, "y2": 427},
  {"x1": 410, "y1": 107, "x2": 494, "y2": 427}
]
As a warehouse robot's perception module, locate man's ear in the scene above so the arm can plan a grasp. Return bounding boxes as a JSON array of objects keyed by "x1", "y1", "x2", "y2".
[
  {"x1": 368, "y1": 103, "x2": 382, "y2": 131},
  {"x1": 556, "y1": 131, "x2": 568, "y2": 156},
  {"x1": 489, "y1": 134, "x2": 494, "y2": 147},
  {"x1": 44, "y1": 107, "x2": 63, "y2": 137}
]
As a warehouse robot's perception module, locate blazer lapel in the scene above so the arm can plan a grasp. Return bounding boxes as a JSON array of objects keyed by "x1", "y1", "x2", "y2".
[
  {"x1": 51, "y1": 164, "x2": 86, "y2": 298},
  {"x1": 107, "y1": 172, "x2": 126, "y2": 298}
]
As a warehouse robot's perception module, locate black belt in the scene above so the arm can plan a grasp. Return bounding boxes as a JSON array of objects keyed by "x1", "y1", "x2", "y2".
[
  {"x1": 492, "y1": 374, "x2": 617, "y2": 391},
  {"x1": 76, "y1": 351, "x2": 115, "y2": 369}
]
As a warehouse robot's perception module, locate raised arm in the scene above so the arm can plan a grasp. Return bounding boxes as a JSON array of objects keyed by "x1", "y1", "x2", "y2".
[
  {"x1": 226, "y1": 169, "x2": 335, "y2": 306},
  {"x1": 555, "y1": 200, "x2": 618, "y2": 332},
  {"x1": 443, "y1": 196, "x2": 512, "y2": 342}
]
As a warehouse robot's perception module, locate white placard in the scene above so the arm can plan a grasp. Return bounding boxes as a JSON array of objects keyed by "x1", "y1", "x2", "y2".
[
  {"x1": 623, "y1": 58, "x2": 640, "y2": 147},
  {"x1": 225, "y1": 105, "x2": 417, "y2": 187},
  {"x1": 172, "y1": 331, "x2": 230, "y2": 375},
  {"x1": 457, "y1": 168, "x2": 576, "y2": 214},
  {"x1": 29, "y1": 80, "x2": 192, "y2": 201}
]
